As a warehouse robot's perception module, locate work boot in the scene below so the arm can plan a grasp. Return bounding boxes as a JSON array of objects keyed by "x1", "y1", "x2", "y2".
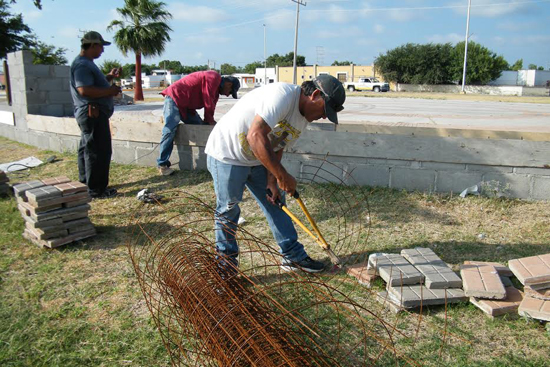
[
  {"x1": 281, "y1": 256, "x2": 325, "y2": 273},
  {"x1": 158, "y1": 166, "x2": 174, "y2": 176}
]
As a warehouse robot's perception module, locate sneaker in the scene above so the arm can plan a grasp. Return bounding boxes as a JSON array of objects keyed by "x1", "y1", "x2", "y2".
[
  {"x1": 158, "y1": 166, "x2": 174, "y2": 176},
  {"x1": 91, "y1": 187, "x2": 118, "y2": 199},
  {"x1": 281, "y1": 256, "x2": 325, "y2": 273}
]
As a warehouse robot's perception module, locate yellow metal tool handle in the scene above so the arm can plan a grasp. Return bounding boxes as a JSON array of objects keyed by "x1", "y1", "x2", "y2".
[{"x1": 294, "y1": 196, "x2": 330, "y2": 250}]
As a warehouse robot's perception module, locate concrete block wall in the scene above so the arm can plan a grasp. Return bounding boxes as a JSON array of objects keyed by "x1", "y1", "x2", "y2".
[{"x1": 7, "y1": 50, "x2": 72, "y2": 118}]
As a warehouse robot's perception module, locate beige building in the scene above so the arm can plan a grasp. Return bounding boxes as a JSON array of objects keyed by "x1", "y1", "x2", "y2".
[{"x1": 276, "y1": 64, "x2": 379, "y2": 84}]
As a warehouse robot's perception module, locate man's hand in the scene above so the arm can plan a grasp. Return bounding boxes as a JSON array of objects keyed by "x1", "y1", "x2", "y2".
[
  {"x1": 108, "y1": 85, "x2": 122, "y2": 96},
  {"x1": 108, "y1": 67, "x2": 122, "y2": 79},
  {"x1": 276, "y1": 171, "x2": 296, "y2": 196}
]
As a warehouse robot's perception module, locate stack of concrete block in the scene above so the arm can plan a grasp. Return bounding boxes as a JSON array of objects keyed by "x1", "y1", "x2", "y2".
[
  {"x1": 509, "y1": 254, "x2": 550, "y2": 322},
  {"x1": 461, "y1": 261, "x2": 523, "y2": 318},
  {"x1": 347, "y1": 248, "x2": 467, "y2": 313},
  {"x1": 14, "y1": 176, "x2": 96, "y2": 248},
  {"x1": 0, "y1": 170, "x2": 9, "y2": 196}
]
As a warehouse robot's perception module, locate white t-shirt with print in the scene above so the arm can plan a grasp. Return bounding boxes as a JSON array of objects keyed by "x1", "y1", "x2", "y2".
[{"x1": 205, "y1": 83, "x2": 308, "y2": 166}]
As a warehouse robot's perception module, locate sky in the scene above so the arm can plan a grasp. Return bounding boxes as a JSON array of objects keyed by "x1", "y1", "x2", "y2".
[{"x1": 9, "y1": 0, "x2": 550, "y2": 70}]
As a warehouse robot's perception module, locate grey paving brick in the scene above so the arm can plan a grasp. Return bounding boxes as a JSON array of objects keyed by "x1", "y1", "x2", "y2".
[
  {"x1": 28, "y1": 191, "x2": 89, "y2": 208},
  {"x1": 387, "y1": 285, "x2": 467, "y2": 308},
  {"x1": 30, "y1": 204, "x2": 90, "y2": 222},
  {"x1": 26, "y1": 185, "x2": 62, "y2": 205},
  {"x1": 401, "y1": 247, "x2": 462, "y2": 289},
  {"x1": 63, "y1": 196, "x2": 91, "y2": 208},
  {"x1": 368, "y1": 253, "x2": 424, "y2": 287},
  {"x1": 375, "y1": 291, "x2": 404, "y2": 314},
  {"x1": 12, "y1": 180, "x2": 45, "y2": 200},
  {"x1": 23, "y1": 216, "x2": 64, "y2": 229}
]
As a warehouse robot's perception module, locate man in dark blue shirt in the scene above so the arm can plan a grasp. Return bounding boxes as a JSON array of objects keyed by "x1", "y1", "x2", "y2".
[{"x1": 70, "y1": 31, "x2": 121, "y2": 198}]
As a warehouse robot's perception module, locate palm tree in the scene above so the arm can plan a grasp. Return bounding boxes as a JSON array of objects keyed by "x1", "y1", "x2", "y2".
[{"x1": 108, "y1": 0, "x2": 172, "y2": 101}]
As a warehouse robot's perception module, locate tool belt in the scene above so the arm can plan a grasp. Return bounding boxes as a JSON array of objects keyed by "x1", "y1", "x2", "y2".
[{"x1": 88, "y1": 103, "x2": 100, "y2": 118}]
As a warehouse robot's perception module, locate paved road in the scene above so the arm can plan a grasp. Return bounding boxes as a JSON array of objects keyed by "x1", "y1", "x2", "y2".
[{"x1": 115, "y1": 94, "x2": 550, "y2": 134}]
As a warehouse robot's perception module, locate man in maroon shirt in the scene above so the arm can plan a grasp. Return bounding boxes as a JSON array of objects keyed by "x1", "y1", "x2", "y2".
[{"x1": 157, "y1": 71, "x2": 240, "y2": 175}]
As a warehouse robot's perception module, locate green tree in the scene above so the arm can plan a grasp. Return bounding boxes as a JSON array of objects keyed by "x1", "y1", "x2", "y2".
[
  {"x1": 220, "y1": 63, "x2": 241, "y2": 75},
  {"x1": 451, "y1": 41, "x2": 508, "y2": 85},
  {"x1": 266, "y1": 52, "x2": 305, "y2": 67},
  {"x1": 100, "y1": 59, "x2": 123, "y2": 78},
  {"x1": 510, "y1": 59, "x2": 523, "y2": 71},
  {"x1": 10, "y1": 0, "x2": 45, "y2": 9},
  {"x1": 108, "y1": 0, "x2": 172, "y2": 101},
  {"x1": 374, "y1": 43, "x2": 455, "y2": 84},
  {"x1": 527, "y1": 64, "x2": 544, "y2": 70},
  {"x1": 122, "y1": 63, "x2": 135, "y2": 77},
  {"x1": 332, "y1": 60, "x2": 353, "y2": 66},
  {"x1": 0, "y1": 0, "x2": 34, "y2": 59},
  {"x1": 158, "y1": 59, "x2": 184, "y2": 73},
  {"x1": 243, "y1": 61, "x2": 263, "y2": 74},
  {"x1": 30, "y1": 40, "x2": 67, "y2": 65},
  {"x1": 181, "y1": 65, "x2": 209, "y2": 74}
]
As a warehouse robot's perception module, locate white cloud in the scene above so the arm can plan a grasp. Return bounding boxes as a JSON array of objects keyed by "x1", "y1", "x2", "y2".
[
  {"x1": 24, "y1": 10, "x2": 42, "y2": 21},
  {"x1": 184, "y1": 33, "x2": 231, "y2": 45},
  {"x1": 264, "y1": 9, "x2": 295, "y2": 30},
  {"x1": 373, "y1": 24, "x2": 384, "y2": 34},
  {"x1": 497, "y1": 20, "x2": 538, "y2": 32},
  {"x1": 327, "y1": 5, "x2": 352, "y2": 23},
  {"x1": 169, "y1": 3, "x2": 227, "y2": 23},
  {"x1": 57, "y1": 26, "x2": 81, "y2": 39},
  {"x1": 194, "y1": 52, "x2": 203, "y2": 60},
  {"x1": 427, "y1": 33, "x2": 464, "y2": 44},
  {"x1": 386, "y1": 8, "x2": 417, "y2": 22}
]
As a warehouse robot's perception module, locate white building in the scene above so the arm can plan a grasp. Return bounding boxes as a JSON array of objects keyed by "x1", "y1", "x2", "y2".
[
  {"x1": 254, "y1": 67, "x2": 276, "y2": 86},
  {"x1": 232, "y1": 73, "x2": 256, "y2": 89},
  {"x1": 131, "y1": 70, "x2": 184, "y2": 89}
]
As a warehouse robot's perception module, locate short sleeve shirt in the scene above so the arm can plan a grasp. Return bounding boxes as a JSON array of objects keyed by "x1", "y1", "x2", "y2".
[
  {"x1": 70, "y1": 56, "x2": 114, "y2": 119},
  {"x1": 205, "y1": 83, "x2": 308, "y2": 166}
]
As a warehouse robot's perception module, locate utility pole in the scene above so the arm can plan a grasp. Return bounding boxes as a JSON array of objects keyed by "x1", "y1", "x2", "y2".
[
  {"x1": 292, "y1": 0, "x2": 306, "y2": 85},
  {"x1": 263, "y1": 24, "x2": 267, "y2": 85},
  {"x1": 461, "y1": 0, "x2": 471, "y2": 93}
]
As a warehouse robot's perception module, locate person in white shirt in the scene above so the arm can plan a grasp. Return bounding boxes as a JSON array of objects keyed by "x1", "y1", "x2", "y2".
[{"x1": 205, "y1": 75, "x2": 346, "y2": 273}]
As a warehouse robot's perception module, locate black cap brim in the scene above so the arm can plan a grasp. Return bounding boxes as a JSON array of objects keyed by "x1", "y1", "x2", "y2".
[
  {"x1": 325, "y1": 101, "x2": 338, "y2": 124},
  {"x1": 102, "y1": 41, "x2": 111, "y2": 46},
  {"x1": 232, "y1": 90, "x2": 238, "y2": 99}
]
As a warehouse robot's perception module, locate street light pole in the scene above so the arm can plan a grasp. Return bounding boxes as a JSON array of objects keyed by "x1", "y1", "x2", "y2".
[
  {"x1": 292, "y1": 0, "x2": 306, "y2": 85},
  {"x1": 461, "y1": 0, "x2": 471, "y2": 93},
  {"x1": 264, "y1": 24, "x2": 267, "y2": 85}
]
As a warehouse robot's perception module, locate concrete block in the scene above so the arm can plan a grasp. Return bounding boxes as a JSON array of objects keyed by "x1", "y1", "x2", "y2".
[
  {"x1": 387, "y1": 285, "x2": 467, "y2": 308},
  {"x1": 64, "y1": 105, "x2": 75, "y2": 117},
  {"x1": 514, "y1": 167, "x2": 550, "y2": 176},
  {"x1": 52, "y1": 65, "x2": 70, "y2": 78},
  {"x1": 368, "y1": 253, "x2": 424, "y2": 287},
  {"x1": 509, "y1": 254, "x2": 550, "y2": 286},
  {"x1": 26, "y1": 91, "x2": 48, "y2": 105},
  {"x1": 470, "y1": 286, "x2": 523, "y2": 317},
  {"x1": 460, "y1": 263, "x2": 506, "y2": 299},
  {"x1": 13, "y1": 180, "x2": 45, "y2": 199},
  {"x1": 29, "y1": 131, "x2": 51, "y2": 149},
  {"x1": 61, "y1": 137, "x2": 79, "y2": 152},
  {"x1": 175, "y1": 145, "x2": 193, "y2": 170},
  {"x1": 40, "y1": 104, "x2": 65, "y2": 117},
  {"x1": 401, "y1": 247, "x2": 462, "y2": 289},
  {"x1": 390, "y1": 167, "x2": 436, "y2": 192},
  {"x1": 467, "y1": 164, "x2": 514, "y2": 173},
  {"x1": 48, "y1": 135, "x2": 63, "y2": 152},
  {"x1": 135, "y1": 145, "x2": 159, "y2": 167},
  {"x1": 532, "y1": 176, "x2": 550, "y2": 200},
  {"x1": 347, "y1": 163, "x2": 389, "y2": 187},
  {"x1": 518, "y1": 297, "x2": 550, "y2": 321},
  {"x1": 112, "y1": 145, "x2": 136, "y2": 164},
  {"x1": 37, "y1": 78, "x2": 63, "y2": 92},
  {"x1": 436, "y1": 171, "x2": 482, "y2": 194},
  {"x1": 54, "y1": 182, "x2": 87, "y2": 196},
  {"x1": 48, "y1": 91, "x2": 71, "y2": 104},
  {"x1": 192, "y1": 146, "x2": 207, "y2": 170},
  {"x1": 421, "y1": 161, "x2": 466, "y2": 171},
  {"x1": 481, "y1": 173, "x2": 532, "y2": 198},
  {"x1": 41, "y1": 177, "x2": 70, "y2": 186},
  {"x1": 13, "y1": 128, "x2": 30, "y2": 144},
  {"x1": 367, "y1": 158, "x2": 411, "y2": 167},
  {"x1": 281, "y1": 159, "x2": 301, "y2": 178},
  {"x1": 301, "y1": 157, "x2": 345, "y2": 184},
  {"x1": 375, "y1": 291, "x2": 404, "y2": 313},
  {"x1": 27, "y1": 105, "x2": 41, "y2": 115},
  {"x1": 31, "y1": 203, "x2": 90, "y2": 222},
  {"x1": 0, "y1": 125, "x2": 16, "y2": 140},
  {"x1": 27, "y1": 64, "x2": 52, "y2": 78}
]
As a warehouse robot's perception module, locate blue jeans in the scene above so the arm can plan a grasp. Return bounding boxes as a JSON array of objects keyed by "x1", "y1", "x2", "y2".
[
  {"x1": 207, "y1": 155, "x2": 308, "y2": 264},
  {"x1": 157, "y1": 95, "x2": 204, "y2": 167}
]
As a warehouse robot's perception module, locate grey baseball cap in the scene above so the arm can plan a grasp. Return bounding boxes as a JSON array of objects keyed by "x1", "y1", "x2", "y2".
[
  {"x1": 81, "y1": 31, "x2": 111, "y2": 46},
  {"x1": 312, "y1": 74, "x2": 345, "y2": 124}
]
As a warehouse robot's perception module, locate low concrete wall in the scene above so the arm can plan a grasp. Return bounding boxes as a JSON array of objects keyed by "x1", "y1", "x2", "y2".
[
  {"x1": 397, "y1": 83, "x2": 549, "y2": 96},
  {"x1": 1, "y1": 115, "x2": 549, "y2": 201}
]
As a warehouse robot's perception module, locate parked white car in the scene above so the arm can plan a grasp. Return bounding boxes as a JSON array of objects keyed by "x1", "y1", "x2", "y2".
[{"x1": 344, "y1": 77, "x2": 389, "y2": 92}]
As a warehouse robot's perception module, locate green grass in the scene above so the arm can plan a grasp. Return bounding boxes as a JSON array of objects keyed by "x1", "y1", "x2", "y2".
[{"x1": 1, "y1": 136, "x2": 549, "y2": 366}]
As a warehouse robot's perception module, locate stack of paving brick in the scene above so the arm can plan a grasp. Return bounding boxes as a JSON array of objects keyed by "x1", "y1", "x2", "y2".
[
  {"x1": 509, "y1": 254, "x2": 550, "y2": 322},
  {"x1": 348, "y1": 247, "x2": 467, "y2": 313},
  {"x1": 0, "y1": 170, "x2": 10, "y2": 196},
  {"x1": 461, "y1": 261, "x2": 524, "y2": 318},
  {"x1": 14, "y1": 176, "x2": 96, "y2": 248}
]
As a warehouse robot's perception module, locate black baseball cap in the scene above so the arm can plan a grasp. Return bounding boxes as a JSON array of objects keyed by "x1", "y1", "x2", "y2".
[
  {"x1": 312, "y1": 74, "x2": 345, "y2": 124},
  {"x1": 223, "y1": 76, "x2": 241, "y2": 99},
  {"x1": 81, "y1": 31, "x2": 111, "y2": 46}
]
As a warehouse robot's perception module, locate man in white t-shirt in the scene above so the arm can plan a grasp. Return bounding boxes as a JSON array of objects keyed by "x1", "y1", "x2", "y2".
[{"x1": 205, "y1": 75, "x2": 346, "y2": 273}]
